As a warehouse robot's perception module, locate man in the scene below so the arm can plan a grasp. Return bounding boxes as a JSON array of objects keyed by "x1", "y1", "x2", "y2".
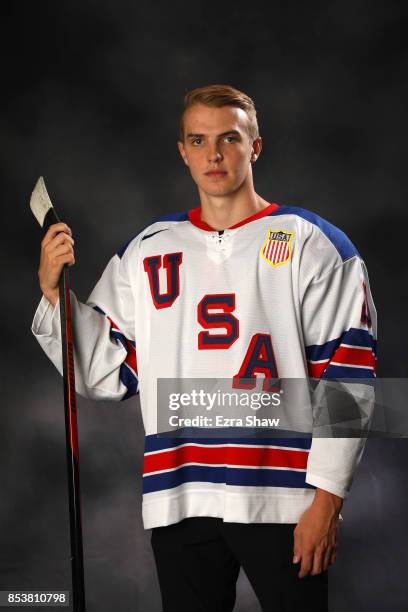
[{"x1": 32, "y1": 84, "x2": 377, "y2": 611}]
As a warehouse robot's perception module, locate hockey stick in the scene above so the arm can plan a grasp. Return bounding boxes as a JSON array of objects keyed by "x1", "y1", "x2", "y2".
[{"x1": 30, "y1": 177, "x2": 86, "y2": 612}]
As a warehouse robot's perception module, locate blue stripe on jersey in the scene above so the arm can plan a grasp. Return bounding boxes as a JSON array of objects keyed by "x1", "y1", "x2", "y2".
[
  {"x1": 269, "y1": 205, "x2": 359, "y2": 262},
  {"x1": 143, "y1": 465, "x2": 227, "y2": 493},
  {"x1": 144, "y1": 433, "x2": 313, "y2": 453},
  {"x1": 117, "y1": 211, "x2": 189, "y2": 258},
  {"x1": 322, "y1": 364, "x2": 376, "y2": 379},
  {"x1": 142, "y1": 465, "x2": 314, "y2": 494},
  {"x1": 226, "y1": 467, "x2": 314, "y2": 489},
  {"x1": 306, "y1": 338, "x2": 339, "y2": 362},
  {"x1": 342, "y1": 328, "x2": 377, "y2": 354},
  {"x1": 111, "y1": 329, "x2": 128, "y2": 350},
  {"x1": 93, "y1": 305, "x2": 105, "y2": 316},
  {"x1": 119, "y1": 364, "x2": 139, "y2": 399},
  {"x1": 305, "y1": 327, "x2": 377, "y2": 361}
]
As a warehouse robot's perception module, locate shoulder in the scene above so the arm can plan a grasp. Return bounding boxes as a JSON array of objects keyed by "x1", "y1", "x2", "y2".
[
  {"x1": 269, "y1": 204, "x2": 359, "y2": 263},
  {"x1": 116, "y1": 210, "x2": 189, "y2": 259}
]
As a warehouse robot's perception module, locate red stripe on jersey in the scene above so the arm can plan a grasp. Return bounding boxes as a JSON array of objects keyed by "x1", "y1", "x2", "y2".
[
  {"x1": 188, "y1": 203, "x2": 280, "y2": 231},
  {"x1": 125, "y1": 342, "x2": 138, "y2": 373},
  {"x1": 307, "y1": 360, "x2": 329, "y2": 378},
  {"x1": 143, "y1": 444, "x2": 308, "y2": 474},
  {"x1": 332, "y1": 346, "x2": 376, "y2": 369},
  {"x1": 107, "y1": 316, "x2": 138, "y2": 374},
  {"x1": 107, "y1": 316, "x2": 119, "y2": 330}
]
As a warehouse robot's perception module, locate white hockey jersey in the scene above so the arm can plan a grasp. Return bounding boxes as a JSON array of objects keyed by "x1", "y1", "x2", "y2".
[{"x1": 32, "y1": 202, "x2": 377, "y2": 529}]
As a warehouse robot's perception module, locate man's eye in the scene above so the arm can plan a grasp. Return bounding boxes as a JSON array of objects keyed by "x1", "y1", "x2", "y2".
[
  {"x1": 224, "y1": 136, "x2": 237, "y2": 143},
  {"x1": 192, "y1": 138, "x2": 202, "y2": 145}
]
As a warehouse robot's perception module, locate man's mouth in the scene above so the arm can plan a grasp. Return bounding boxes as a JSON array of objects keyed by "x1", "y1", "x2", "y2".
[{"x1": 205, "y1": 171, "x2": 227, "y2": 177}]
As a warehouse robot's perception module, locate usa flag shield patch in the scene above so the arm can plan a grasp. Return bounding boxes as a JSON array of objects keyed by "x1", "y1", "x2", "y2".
[{"x1": 260, "y1": 229, "x2": 294, "y2": 267}]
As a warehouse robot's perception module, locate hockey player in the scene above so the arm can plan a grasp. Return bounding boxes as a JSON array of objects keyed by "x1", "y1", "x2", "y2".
[{"x1": 33, "y1": 84, "x2": 377, "y2": 611}]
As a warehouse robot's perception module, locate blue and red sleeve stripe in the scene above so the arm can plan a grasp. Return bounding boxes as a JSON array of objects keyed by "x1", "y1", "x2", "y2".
[
  {"x1": 93, "y1": 305, "x2": 139, "y2": 399},
  {"x1": 306, "y1": 327, "x2": 377, "y2": 379}
]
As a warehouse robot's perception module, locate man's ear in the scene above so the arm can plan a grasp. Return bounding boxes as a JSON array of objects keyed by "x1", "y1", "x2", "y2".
[
  {"x1": 250, "y1": 136, "x2": 263, "y2": 163},
  {"x1": 177, "y1": 140, "x2": 189, "y2": 166}
]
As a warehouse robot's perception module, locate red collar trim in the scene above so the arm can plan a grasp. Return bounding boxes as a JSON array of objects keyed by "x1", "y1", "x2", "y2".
[{"x1": 188, "y1": 202, "x2": 280, "y2": 231}]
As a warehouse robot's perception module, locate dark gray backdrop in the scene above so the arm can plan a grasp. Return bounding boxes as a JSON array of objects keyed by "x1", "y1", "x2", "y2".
[{"x1": 1, "y1": 1, "x2": 407, "y2": 610}]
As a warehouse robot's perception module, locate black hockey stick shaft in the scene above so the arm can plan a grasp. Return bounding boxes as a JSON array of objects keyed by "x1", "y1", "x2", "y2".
[{"x1": 43, "y1": 207, "x2": 86, "y2": 612}]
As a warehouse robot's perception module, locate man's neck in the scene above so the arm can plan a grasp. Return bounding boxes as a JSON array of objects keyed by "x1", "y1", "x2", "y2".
[{"x1": 198, "y1": 185, "x2": 271, "y2": 231}]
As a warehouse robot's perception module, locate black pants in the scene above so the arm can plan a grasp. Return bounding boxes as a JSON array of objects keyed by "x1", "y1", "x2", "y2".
[{"x1": 150, "y1": 517, "x2": 329, "y2": 612}]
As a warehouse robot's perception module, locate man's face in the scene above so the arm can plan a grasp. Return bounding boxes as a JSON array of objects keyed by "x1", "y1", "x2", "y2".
[{"x1": 178, "y1": 103, "x2": 261, "y2": 198}]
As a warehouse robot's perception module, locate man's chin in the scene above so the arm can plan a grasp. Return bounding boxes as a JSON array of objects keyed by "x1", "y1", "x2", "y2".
[{"x1": 199, "y1": 183, "x2": 239, "y2": 198}]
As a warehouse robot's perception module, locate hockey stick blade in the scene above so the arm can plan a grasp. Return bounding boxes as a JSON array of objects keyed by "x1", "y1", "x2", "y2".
[{"x1": 30, "y1": 176, "x2": 60, "y2": 228}]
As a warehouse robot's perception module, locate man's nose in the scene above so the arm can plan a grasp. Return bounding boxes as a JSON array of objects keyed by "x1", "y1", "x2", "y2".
[{"x1": 207, "y1": 144, "x2": 223, "y2": 163}]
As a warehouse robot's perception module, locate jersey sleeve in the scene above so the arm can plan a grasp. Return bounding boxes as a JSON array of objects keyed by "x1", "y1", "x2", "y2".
[
  {"x1": 301, "y1": 252, "x2": 377, "y2": 499},
  {"x1": 31, "y1": 244, "x2": 139, "y2": 402}
]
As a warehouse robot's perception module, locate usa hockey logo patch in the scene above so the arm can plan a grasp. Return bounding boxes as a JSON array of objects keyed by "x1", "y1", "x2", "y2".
[{"x1": 260, "y1": 229, "x2": 294, "y2": 267}]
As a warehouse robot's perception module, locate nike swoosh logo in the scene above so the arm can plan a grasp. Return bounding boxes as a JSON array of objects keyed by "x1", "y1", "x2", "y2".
[{"x1": 142, "y1": 228, "x2": 169, "y2": 241}]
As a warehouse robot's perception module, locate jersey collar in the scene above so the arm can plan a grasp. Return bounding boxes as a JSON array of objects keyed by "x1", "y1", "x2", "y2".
[{"x1": 188, "y1": 202, "x2": 280, "y2": 231}]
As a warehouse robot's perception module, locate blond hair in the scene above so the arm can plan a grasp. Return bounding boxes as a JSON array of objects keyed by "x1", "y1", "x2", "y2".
[{"x1": 179, "y1": 84, "x2": 259, "y2": 141}]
